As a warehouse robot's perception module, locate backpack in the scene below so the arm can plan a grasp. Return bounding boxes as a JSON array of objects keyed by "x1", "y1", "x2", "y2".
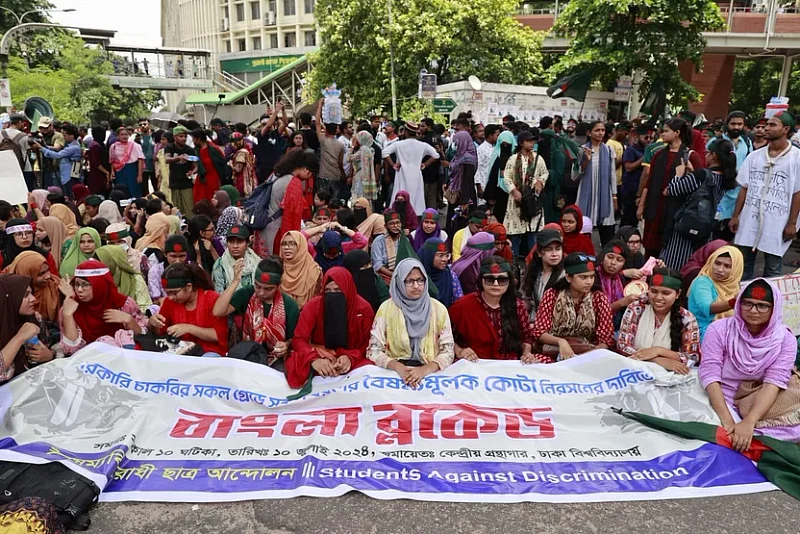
[
  {"x1": 0, "y1": 460, "x2": 101, "y2": 530},
  {"x1": 673, "y1": 169, "x2": 717, "y2": 244},
  {"x1": 0, "y1": 130, "x2": 25, "y2": 170},
  {"x1": 243, "y1": 174, "x2": 284, "y2": 230}
]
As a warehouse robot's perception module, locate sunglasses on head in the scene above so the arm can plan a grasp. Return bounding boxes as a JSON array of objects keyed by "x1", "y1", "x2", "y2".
[{"x1": 576, "y1": 255, "x2": 596, "y2": 262}]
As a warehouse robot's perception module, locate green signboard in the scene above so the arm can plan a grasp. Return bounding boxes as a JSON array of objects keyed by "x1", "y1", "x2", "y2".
[
  {"x1": 433, "y1": 97, "x2": 457, "y2": 113},
  {"x1": 220, "y1": 55, "x2": 303, "y2": 74}
]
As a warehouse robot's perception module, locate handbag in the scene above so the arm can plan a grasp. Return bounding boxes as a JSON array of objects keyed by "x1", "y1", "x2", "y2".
[
  {"x1": 538, "y1": 337, "x2": 594, "y2": 359},
  {"x1": 444, "y1": 185, "x2": 460, "y2": 205},
  {"x1": 521, "y1": 185, "x2": 542, "y2": 221}
]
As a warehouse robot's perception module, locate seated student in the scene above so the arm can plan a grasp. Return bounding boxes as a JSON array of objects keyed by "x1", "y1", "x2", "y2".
[
  {"x1": 33, "y1": 216, "x2": 68, "y2": 270},
  {"x1": 451, "y1": 232, "x2": 496, "y2": 294},
  {"x1": 285, "y1": 266, "x2": 375, "y2": 388},
  {"x1": 59, "y1": 227, "x2": 102, "y2": 278},
  {"x1": 213, "y1": 257, "x2": 300, "y2": 367},
  {"x1": 367, "y1": 258, "x2": 454, "y2": 387},
  {"x1": 688, "y1": 245, "x2": 744, "y2": 340},
  {"x1": 615, "y1": 225, "x2": 647, "y2": 277},
  {"x1": 279, "y1": 231, "x2": 322, "y2": 308},
  {"x1": 560, "y1": 205, "x2": 595, "y2": 256},
  {"x1": 618, "y1": 268, "x2": 701, "y2": 374},
  {"x1": 450, "y1": 257, "x2": 541, "y2": 362},
  {"x1": 95, "y1": 245, "x2": 153, "y2": 311},
  {"x1": 418, "y1": 238, "x2": 462, "y2": 307},
  {"x1": 484, "y1": 222, "x2": 514, "y2": 263},
  {"x1": 524, "y1": 222, "x2": 562, "y2": 265},
  {"x1": 596, "y1": 239, "x2": 636, "y2": 329},
  {"x1": 148, "y1": 235, "x2": 189, "y2": 302},
  {"x1": 0, "y1": 274, "x2": 57, "y2": 382},
  {"x1": 451, "y1": 210, "x2": 486, "y2": 262},
  {"x1": 352, "y1": 196, "x2": 372, "y2": 227},
  {"x1": 315, "y1": 230, "x2": 345, "y2": 273},
  {"x1": 411, "y1": 209, "x2": 448, "y2": 253},
  {"x1": 1, "y1": 219, "x2": 58, "y2": 275},
  {"x1": 371, "y1": 209, "x2": 416, "y2": 284},
  {"x1": 212, "y1": 224, "x2": 260, "y2": 293},
  {"x1": 700, "y1": 279, "x2": 800, "y2": 447},
  {"x1": 149, "y1": 263, "x2": 229, "y2": 357},
  {"x1": 60, "y1": 259, "x2": 147, "y2": 353},
  {"x1": 343, "y1": 249, "x2": 389, "y2": 312},
  {"x1": 186, "y1": 215, "x2": 223, "y2": 273},
  {"x1": 47, "y1": 202, "x2": 80, "y2": 240},
  {"x1": 531, "y1": 252, "x2": 615, "y2": 362},
  {"x1": 680, "y1": 239, "x2": 728, "y2": 295},
  {"x1": 391, "y1": 190, "x2": 419, "y2": 232},
  {"x1": 521, "y1": 228, "x2": 564, "y2": 322},
  {"x1": 106, "y1": 222, "x2": 148, "y2": 277},
  {"x1": 303, "y1": 206, "x2": 333, "y2": 247},
  {"x1": 134, "y1": 212, "x2": 172, "y2": 256},
  {"x1": 3, "y1": 251, "x2": 63, "y2": 322},
  {"x1": 332, "y1": 207, "x2": 368, "y2": 250}
]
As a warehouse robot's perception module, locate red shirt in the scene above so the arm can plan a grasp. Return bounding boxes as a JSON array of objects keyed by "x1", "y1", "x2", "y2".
[{"x1": 159, "y1": 288, "x2": 229, "y2": 355}]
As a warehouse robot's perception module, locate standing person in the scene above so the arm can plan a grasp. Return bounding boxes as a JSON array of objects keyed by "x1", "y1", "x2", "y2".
[
  {"x1": 446, "y1": 127, "x2": 478, "y2": 219},
  {"x1": 139, "y1": 119, "x2": 155, "y2": 194},
  {"x1": 730, "y1": 112, "x2": 800, "y2": 280},
  {"x1": 576, "y1": 121, "x2": 617, "y2": 246},
  {"x1": 108, "y1": 126, "x2": 145, "y2": 199},
  {"x1": 752, "y1": 117, "x2": 769, "y2": 150},
  {"x1": 254, "y1": 103, "x2": 288, "y2": 183},
  {"x1": 191, "y1": 130, "x2": 225, "y2": 205},
  {"x1": 419, "y1": 118, "x2": 445, "y2": 210},
  {"x1": 606, "y1": 122, "x2": 629, "y2": 191},
  {"x1": 32, "y1": 124, "x2": 83, "y2": 199},
  {"x1": 209, "y1": 118, "x2": 231, "y2": 146},
  {"x1": 1, "y1": 114, "x2": 32, "y2": 190},
  {"x1": 620, "y1": 125, "x2": 650, "y2": 227},
  {"x1": 716, "y1": 111, "x2": 752, "y2": 233},
  {"x1": 154, "y1": 130, "x2": 173, "y2": 204},
  {"x1": 86, "y1": 125, "x2": 110, "y2": 196},
  {"x1": 475, "y1": 125, "x2": 501, "y2": 204},
  {"x1": 483, "y1": 131, "x2": 516, "y2": 224},
  {"x1": 315, "y1": 99, "x2": 346, "y2": 200},
  {"x1": 165, "y1": 125, "x2": 198, "y2": 217},
  {"x1": 229, "y1": 133, "x2": 257, "y2": 197},
  {"x1": 33, "y1": 117, "x2": 65, "y2": 190},
  {"x1": 275, "y1": 150, "x2": 319, "y2": 256},
  {"x1": 348, "y1": 130, "x2": 378, "y2": 204},
  {"x1": 382, "y1": 122, "x2": 440, "y2": 219},
  {"x1": 502, "y1": 130, "x2": 548, "y2": 257},
  {"x1": 339, "y1": 120, "x2": 354, "y2": 178}
]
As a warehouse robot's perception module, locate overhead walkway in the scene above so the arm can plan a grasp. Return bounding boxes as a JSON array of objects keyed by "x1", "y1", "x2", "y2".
[{"x1": 102, "y1": 45, "x2": 213, "y2": 91}]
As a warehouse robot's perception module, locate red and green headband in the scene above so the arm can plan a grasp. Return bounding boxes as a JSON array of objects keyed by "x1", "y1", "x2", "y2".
[
  {"x1": 105, "y1": 229, "x2": 130, "y2": 241},
  {"x1": 650, "y1": 273, "x2": 681, "y2": 291},
  {"x1": 480, "y1": 261, "x2": 511, "y2": 275},
  {"x1": 162, "y1": 277, "x2": 191, "y2": 289},
  {"x1": 255, "y1": 268, "x2": 282, "y2": 285}
]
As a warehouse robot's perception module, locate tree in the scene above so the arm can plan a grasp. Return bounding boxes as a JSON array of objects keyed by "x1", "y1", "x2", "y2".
[
  {"x1": 0, "y1": 0, "x2": 52, "y2": 34},
  {"x1": 728, "y1": 59, "x2": 800, "y2": 119},
  {"x1": 550, "y1": 0, "x2": 725, "y2": 108},
  {"x1": 309, "y1": 0, "x2": 544, "y2": 116}
]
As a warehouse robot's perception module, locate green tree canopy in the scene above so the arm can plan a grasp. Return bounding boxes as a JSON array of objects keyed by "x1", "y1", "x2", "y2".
[
  {"x1": 551, "y1": 0, "x2": 725, "y2": 108},
  {"x1": 309, "y1": 0, "x2": 544, "y2": 116},
  {"x1": 728, "y1": 59, "x2": 800, "y2": 120}
]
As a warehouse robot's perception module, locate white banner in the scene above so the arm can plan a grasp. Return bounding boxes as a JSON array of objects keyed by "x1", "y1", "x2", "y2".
[{"x1": 0, "y1": 344, "x2": 775, "y2": 503}]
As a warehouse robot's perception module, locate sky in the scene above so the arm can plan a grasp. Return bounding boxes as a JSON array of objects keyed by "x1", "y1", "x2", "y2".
[{"x1": 50, "y1": 0, "x2": 162, "y2": 47}]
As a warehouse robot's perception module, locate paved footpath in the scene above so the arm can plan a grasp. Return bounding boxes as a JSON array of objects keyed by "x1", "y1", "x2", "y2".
[{"x1": 90, "y1": 490, "x2": 800, "y2": 534}]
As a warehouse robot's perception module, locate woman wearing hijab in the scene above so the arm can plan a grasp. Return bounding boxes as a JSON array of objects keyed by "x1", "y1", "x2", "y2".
[
  {"x1": 60, "y1": 227, "x2": 101, "y2": 278},
  {"x1": 95, "y1": 245, "x2": 153, "y2": 311},
  {"x1": 315, "y1": 230, "x2": 345, "y2": 274},
  {"x1": 349, "y1": 130, "x2": 378, "y2": 202},
  {"x1": 688, "y1": 245, "x2": 744, "y2": 340},
  {"x1": 485, "y1": 221, "x2": 514, "y2": 263},
  {"x1": 411, "y1": 209, "x2": 447, "y2": 252},
  {"x1": 0, "y1": 274, "x2": 43, "y2": 382},
  {"x1": 343, "y1": 249, "x2": 389, "y2": 312},
  {"x1": 135, "y1": 212, "x2": 172, "y2": 253},
  {"x1": 418, "y1": 238, "x2": 462, "y2": 308},
  {"x1": 34, "y1": 216, "x2": 68, "y2": 270},
  {"x1": 560, "y1": 204, "x2": 595, "y2": 256},
  {"x1": 447, "y1": 129, "x2": 478, "y2": 210},
  {"x1": 212, "y1": 189, "x2": 231, "y2": 213},
  {"x1": 105, "y1": 222, "x2": 148, "y2": 276},
  {"x1": 614, "y1": 225, "x2": 646, "y2": 274},
  {"x1": 451, "y1": 231, "x2": 496, "y2": 294},
  {"x1": 221, "y1": 184, "x2": 240, "y2": 207},
  {"x1": 680, "y1": 239, "x2": 728, "y2": 295},
  {"x1": 214, "y1": 206, "x2": 243, "y2": 245},
  {"x1": 368, "y1": 258, "x2": 454, "y2": 387},
  {"x1": 26, "y1": 189, "x2": 50, "y2": 222},
  {"x1": 391, "y1": 190, "x2": 419, "y2": 232},
  {"x1": 700, "y1": 278, "x2": 800, "y2": 447},
  {"x1": 48, "y1": 203, "x2": 79, "y2": 239},
  {"x1": 286, "y1": 267, "x2": 375, "y2": 389},
  {"x1": 97, "y1": 200, "x2": 123, "y2": 225},
  {"x1": 353, "y1": 197, "x2": 373, "y2": 228},
  {"x1": 280, "y1": 231, "x2": 323, "y2": 308},
  {"x1": 229, "y1": 139, "x2": 257, "y2": 197},
  {"x1": 1, "y1": 219, "x2": 58, "y2": 274},
  {"x1": 60, "y1": 259, "x2": 147, "y2": 353},
  {"x1": 483, "y1": 130, "x2": 516, "y2": 223},
  {"x1": 3, "y1": 251, "x2": 63, "y2": 322}
]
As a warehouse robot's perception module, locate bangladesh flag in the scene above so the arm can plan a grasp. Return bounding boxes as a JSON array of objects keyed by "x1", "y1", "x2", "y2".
[
  {"x1": 616, "y1": 409, "x2": 800, "y2": 499},
  {"x1": 639, "y1": 77, "x2": 667, "y2": 118},
  {"x1": 546, "y1": 70, "x2": 593, "y2": 102}
]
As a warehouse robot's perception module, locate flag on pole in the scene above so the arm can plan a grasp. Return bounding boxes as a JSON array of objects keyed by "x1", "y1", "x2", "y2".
[
  {"x1": 639, "y1": 77, "x2": 667, "y2": 118},
  {"x1": 546, "y1": 70, "x2": 593, "y2": 102}
]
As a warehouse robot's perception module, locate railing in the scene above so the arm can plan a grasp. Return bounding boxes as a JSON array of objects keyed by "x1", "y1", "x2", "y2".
[
  {"x1": 108, "y1": 59, "x2": 213, "y2": 81},
  {"x1": 211, "y1": 68, "x2": 249, "y2": 92}
]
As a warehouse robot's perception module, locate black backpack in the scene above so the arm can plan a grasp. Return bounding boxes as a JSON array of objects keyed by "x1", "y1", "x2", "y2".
[
  {"x1": 243, "y1": 174, "x2": 283, "y2": 230},
  {"x1": 0, "y1": 461, "x2": 101, "y2": 530},
  {"x1": 673, "y1": 169, "x2": 717, "y2": 244}
]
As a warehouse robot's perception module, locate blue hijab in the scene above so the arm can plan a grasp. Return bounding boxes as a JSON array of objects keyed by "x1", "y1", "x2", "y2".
[
  {"x1": 418, "y1": 237, "x2": 455, "y2": 307},
  {"x1": 315, "y1": 230, "x2": 344, "y2": 273}
]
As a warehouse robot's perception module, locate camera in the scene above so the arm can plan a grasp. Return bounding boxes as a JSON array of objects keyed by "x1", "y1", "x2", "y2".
[{"x1": 27, "y1": 131, "x2": 42, "y2": 146}]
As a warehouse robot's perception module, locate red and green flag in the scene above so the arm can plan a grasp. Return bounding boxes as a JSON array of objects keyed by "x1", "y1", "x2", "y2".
[
  {"x1": 546, "y1": 70, "x2": 593, "y2": 102},
  {"x1": 616, "y1": 409, "x2": 800, "y2": 500}
]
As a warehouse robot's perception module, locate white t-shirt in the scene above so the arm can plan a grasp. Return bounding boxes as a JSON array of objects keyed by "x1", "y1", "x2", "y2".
[
  {"x1": 339, "y1": 135, "x2": 352, "y2": 176},
  {"x1": 734, "y1": 145, "x2": 800, "y2": 257}
]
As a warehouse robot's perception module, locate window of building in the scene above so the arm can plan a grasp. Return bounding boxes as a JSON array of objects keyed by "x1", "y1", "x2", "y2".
[
  {"x1": 283, "y1": 0, "x2": 296, "y2": 16},
  {"x1": 238, "y1": 38, "x2": 247, "y2": 51},
  {"x1": 269, "y1": 34, "x2": 278, "y2": 48},
  {"x1": 235, "y1": 3, "x2": 245, "y2": 21},
  {"x1": 284, "y1": 32, "x2": 296, "y2": 47},
  {"x1": 252, "y1": 36, "x2": 262, "y2": 50},
  {"x1": 251, "y1": 1, "x2": 260, "y2": 19},
  {"x1": 223, "y1": 6, "x2": 229, "y2": 19},
  {"x1": 304, "y1": 31, "x2": 316, "y2": 47},
  {"x1": 268, "y1": 0, "x2": 277, "y2": 13},
  {"x1": 225, "y1": 40, "x2": 232, "y2": 53},
  {"x1": 304, "y1": 0, "x2": 314, "y2": 13}
]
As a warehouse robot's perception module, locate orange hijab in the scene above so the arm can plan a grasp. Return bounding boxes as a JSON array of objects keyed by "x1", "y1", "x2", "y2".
[
  {"x1": 135, "y1": 213, "x2": 171, "y2": 252},
  {"x1": 49, "y1": 204, "x2": 79, "y2": 239},
  {"x1": 3, "y1": 251, "x2": 61, "y2": 321}
]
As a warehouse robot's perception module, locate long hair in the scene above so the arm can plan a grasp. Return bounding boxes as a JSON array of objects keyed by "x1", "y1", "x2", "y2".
[
  {"x1": 707, "y1": 138, "x2": 738, "y2": 190},
  {"x1": 522, "y1": 248, "x2": 564, "y2": 309},
  {"x1": 665, "y1": 117, "x2": 692, "y2": 147},
  {"x1": 186, "y1": 215, "x2": 211, "y2": 246},
  {"x1": 478, "y1": 257, "x2": 522, "y2": 355},
  {"x1": 651, "y1": 267, "x2": 684, "y2": 353},
  {"x1": 164, "y1": 262, "x2": 214, "y2": 291}
]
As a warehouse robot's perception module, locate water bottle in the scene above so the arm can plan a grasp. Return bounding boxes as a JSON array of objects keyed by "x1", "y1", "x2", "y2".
[{"x1": 25, "y1": 335, "x2": 41, "y2": 369}]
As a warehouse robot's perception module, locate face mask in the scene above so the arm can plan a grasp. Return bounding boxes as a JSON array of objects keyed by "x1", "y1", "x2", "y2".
[
  {"x1": 353, "y1": 207, "x2": 367, "y2": 226},
  {"x1": 394, "y1": 200, "x2": 407, "y2": 213}
]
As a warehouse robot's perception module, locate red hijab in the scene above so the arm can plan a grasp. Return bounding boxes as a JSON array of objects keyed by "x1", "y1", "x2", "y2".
[
  {"x1": 560, "y1": 205, "x2": 595, "y2": 256},
  {"x1": 72, "y1": 259, "x2": 129, "y2": 342},
  {"x1": 485, "y1": 222, "x2": 513, "y2": 262}
]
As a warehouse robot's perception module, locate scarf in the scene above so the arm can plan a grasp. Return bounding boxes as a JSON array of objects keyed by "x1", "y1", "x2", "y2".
[
  {"x1": 0, "y1": 274, "x2": 35, "y2": 376},
  {"x1": 449, "y1": 130, "x2": 478, "y2": 193},
  {"x1": 578, "y1": 142, "x2": 614, "y2": 221},
  {"x1": 315, "y1": 230, "x2": 344, "y2": 273},
  {"x1": 693, "y1": 245, "x2": 744, "y2": 320},
  {"x1": 135, "y1": 213, "x2": 171, "y2": 252},
  {"x1": 98, "y1": 200, "x2": 123, "y2": 224},
  {"x1": 560, "y1": 205, "x2": 595, "y2": 256},
  {"x1": 389, "y1": 258, "x2": 432, "y2": 361},
  {"x1": 644, "y1": 145, "x2": 685, "y2": 221},
  {"x1": 167, "y1": 215, "x2": 181, "y2": 235},
  {"x1": 214, "y1": 190, "x2": 231, "y2": 211},
  {"x1": 221, "y1": 184, "x2": 240, "y2": 206},
  {"x1": 36, "y1": 216, "x2": 68, "y2": 270},
  {"x1": 597, "y1": 265, "x2": 625, "y2": 305},
  {"x1": 95, "y1": 245, "x2": 140, "y2": 300},
  {"x1": 343, "y1": 249, "x2": 382, "y2": 312},
  {"x1": 111, "y1": 140, "x2": 135, "y2": 172},
  {"x1": 243, "y1": 288, "x2": 286, "y2": 347},
  {"x1": 550, "y1": 288, "x2": 597, "y2": 340},
  {"x1": 357, "y1": 213, "x2": 385, "y2": 243},
  {"x1": 511, "y1": 150, "x2": 538, "y2": 191},
  {"x1": 633, "y1": 300, "x2": 672, "y2": 351},
  {"x1": 48, "y1": 204, "x2": 79, "y2": 239},
  {"x1": 72, "y1": 259, "x2": 129, "y2": 342},
  {"x1": 215, "y1": 207, "x2": 243, "y2": 242},
  {"x1": 488, "y1": 131, "x2": 517, "y2": 182},
  {"x1": 418, "y1": 238, "x2": 455, "y2": 307},
  {"x1": 680, "y1": 239, "x2": 728, "y2": 281},
  {"x1": 231, "y1": 149, "x2": 257, "y2": 196},
  {"x1": 411, "y1": 209, "x2": 443, "y2": 252},
  {"x1": 392, "y1": 190, "x2": 418, "y2": 231},
  {"x1": 3, "y1": 251, "x2": 60, "y2": 321},
  {"x1": 31, "y1": 189, "x2": 50, "y2": 210},
  {"x1": 324, "y1": 292, "x2": 349, "y2": 348},
  {"x1": 59, "y1": 227, "x2": 101, "y2": 278},
  {"x1": 280, "y1": 231, "x2": 322, "y2": 307},
  {"x1": 352, "y1": 131, "x2": 377, "y2": 199},
  {"x1": 220, "y1": 247, "x2": 260, "y2": 286},
  {"x1": 484, "y1": 222, "x2": 513, "y2": 263},
  {"x1": 72, "y1": 183, "x2": 91, "y2": 205}
]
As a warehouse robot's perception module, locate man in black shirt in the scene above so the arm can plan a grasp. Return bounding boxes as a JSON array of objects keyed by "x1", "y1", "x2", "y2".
[
  {"x1": 298, "y1": 111, "x2": 320, "y2": 153},
  {"x1": 419, "y1": 117, "x2": 444, "y2": 209},
  {"x1": 254, "y1": 102, "x2": 288, "y2": 182},
  {"x1": 164, "y1": 125, "x2": 197, "y2": 216}
]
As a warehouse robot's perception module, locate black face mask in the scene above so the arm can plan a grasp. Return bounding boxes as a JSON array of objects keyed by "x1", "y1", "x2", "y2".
[
  {"x1": 353, "y1": 207, "x2": 367, "y2": 227},
  {"x1": 323, "y1": 292, "x2": 348, "y2": 349},
  {"x1": 394, "y1": 200, "x2": 407, "y2": 214},
  {"x1": 727, "y1": 128, "x2": 741, "y2": 139}
]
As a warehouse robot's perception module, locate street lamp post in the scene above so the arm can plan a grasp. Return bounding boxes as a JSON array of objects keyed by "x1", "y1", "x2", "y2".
[{"x1": 0, "y1": 7, "x2": 76, "y2": 25}]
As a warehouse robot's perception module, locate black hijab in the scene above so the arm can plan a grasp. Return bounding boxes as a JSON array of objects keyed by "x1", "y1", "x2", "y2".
[
  {"x1": 2, "y1": 219, "x2": 48, "y2": 267},
  {"x1": 0, "y1": 274, "x2": 35, "y2": 376},
  {"x1": 614, "y1": 225, "x2": 645, "y2": 270},
  {"x1": 343, "y1": 249, "x2": 381, "y2": 312}
]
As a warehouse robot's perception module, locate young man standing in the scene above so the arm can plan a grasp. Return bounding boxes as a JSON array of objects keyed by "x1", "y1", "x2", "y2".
[
  {"x1": 752, "y1": 117, "x2": 769, "y2": 150},
  {"x1": 32, "y1": 123, "x2": 82, "y2": 198},
  {"x1": 138, "y1": 119, "x2": 155, "y2": 194},
  {"x1": 621, "y1": 125, "x2": 650, "y2": 227},
  {"x1": 315, "y1": 99, "x2": 347, "y2": 201},
  {"x1": 339, "y1": 120, "x2": 354, "y2": 179},
  {"x1": 606, "y1": 121, "x2": 629, "y2": 189},
  {"x1": 730, "y1": 112, "x2": 800, "y2": 279},
  {"x1": 381, "y1": 121, "x2": 439, "y2": 216},
  {"x1": 34, "y1": 117, "x2": 65, "y2": 190},
  {"x1": 475, "y1": 124, "x2": 500, "y2": 204},
  {"x1": 164, "y1": 125, "x2": 198, "y2": 216},
  {"x1": 718, "y1": 110, "x2": 753, "y2": 225},
  {"x1": 254, "y1": 102, "x2": 288, "y2": 182}
]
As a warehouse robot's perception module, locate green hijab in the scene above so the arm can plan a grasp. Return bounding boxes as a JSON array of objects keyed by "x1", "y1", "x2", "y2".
[
  {"x1": 95, "y1": 245, "x2": 138, "y2": 299},
  {"x1": 221, "y1": 185, "x2": 240, "y2": 206},
  {"x1": 59, "y1": 227, "x2": 102, "y2": 278}
]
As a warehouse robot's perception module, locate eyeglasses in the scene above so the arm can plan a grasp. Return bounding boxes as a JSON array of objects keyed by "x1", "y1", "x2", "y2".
[
  {"x1": 15, "y1": 231, "x2": 33, "y2": 239},
  {"x1": 201, "y1": 227, "x2": 214, "y2": 233},
  {"x1": 434, "y1": 252, "x2": 451, "y2": 260},
  {"x1": 481, "y1": 275, "x2": 510, "y2": 286},
  {"x1": 404, "y1": 278, "x2": 426, "y2": 287},
  {"x1": 71, "y1": 281, "x2": 92, "y2": 290},
  {"x1": 740, "y1": 301, "x2": 773, "y2": 313},
  {"x1": 281, "y1": 241, "x2": 297, "y2": 248}
]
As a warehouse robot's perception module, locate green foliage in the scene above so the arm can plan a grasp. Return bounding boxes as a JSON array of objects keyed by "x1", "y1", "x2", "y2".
[
  {"x1": 0, "y1": 0, "x2": 53, "y2": 34},
  {"x1": 309, "y1": 0, "x2": 545, "y2": 116},
  {"x1": 551, "y1": 0, "x2": 725, "y2": 107},
  {"x1": 728, "y1": 59, "x2": 800, "y2": 120},
  {"x1": 7, "y1": 34, "x2": 162, "y2": 125},
  {"x1": 398, "y1": 98, "x2": 449, "y2": 125}
]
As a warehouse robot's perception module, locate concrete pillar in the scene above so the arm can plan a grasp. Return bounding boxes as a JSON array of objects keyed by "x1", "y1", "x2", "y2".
[{"x1": 778, "y1": 55, "x2": 793, "y2": 97}]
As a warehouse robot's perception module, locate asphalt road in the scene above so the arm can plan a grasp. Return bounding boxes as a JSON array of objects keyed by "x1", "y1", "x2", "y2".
[{"x1": 88, "y1": 490, "x2": 800, "y2": 534}]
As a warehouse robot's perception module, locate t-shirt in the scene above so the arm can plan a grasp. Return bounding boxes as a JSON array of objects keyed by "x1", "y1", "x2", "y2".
[
  {"x1": 319, "y1": 135, "x2": 344, "y2": 181},
  {"x1": 606, "y1": 139, "x2": 625, "y2": 185},
  {"x1": 165, "y1": 143, "x2": 197, "y2": 190},
  {"x1": 301, "y1": 128, "x2": 320, "y2": 153},
  {"x1": 621, "y1": 143, "x2": 645, "y2": 195},
  {"x1": 159, "y1": 288, "x2": 229, "y2": 355},
  {"x1": 254, "y1": 129, "x2": 285, "y2": 175},
  {"x1": 642, "y1": 140, "x2": 666, "y2": 167},
  {"x1": 229, "y1": 286, "x2": 301, "y2": 339},
  {"x1": 733, "y1": 145, "x2": 800, "y2": 257}
]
